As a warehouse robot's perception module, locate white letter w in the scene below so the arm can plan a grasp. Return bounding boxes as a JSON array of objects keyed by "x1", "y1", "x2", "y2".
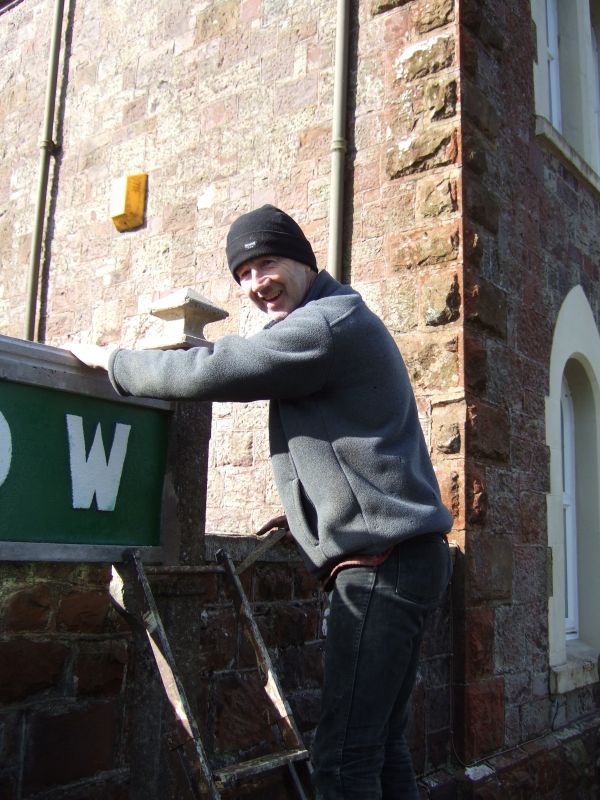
[{"x1": 66, "y1": 414, "x2": 131, "y2": 511}]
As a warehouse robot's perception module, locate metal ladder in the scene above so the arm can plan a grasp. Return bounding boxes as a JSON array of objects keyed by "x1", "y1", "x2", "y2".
[{"x1": 111, "y1": 547, "x2": 313, "y2": 799}]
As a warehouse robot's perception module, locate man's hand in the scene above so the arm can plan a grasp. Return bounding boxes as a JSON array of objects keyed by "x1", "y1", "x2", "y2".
[
  {"x1": 69, "y1": 343, "x2": 116, "y2": 371},
  {"x1": 255, "y1": 514, "x2": 289, "y2": 537}
]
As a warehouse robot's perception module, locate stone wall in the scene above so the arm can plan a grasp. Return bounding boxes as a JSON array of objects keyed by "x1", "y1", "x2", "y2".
[
  {"x1": 454, "y1": 0, "x2": 600, "y2": 774},
  {"x1": 0, "y1": 0, "x2": 465, "y2": 538},
  {"x1": 1, "y1": 0, "x2": 600, "y2": 797},
  {"x1": 0, "y1": 563, "x2": 130, "y2": 799},
  {"x1": 0, "y1": 543, "x2": 452, "y2": 798}
]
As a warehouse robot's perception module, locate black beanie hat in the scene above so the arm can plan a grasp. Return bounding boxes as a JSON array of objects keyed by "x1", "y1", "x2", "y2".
[{"x1": 226, "y1": 205, "x2": 318, "y2": 282}]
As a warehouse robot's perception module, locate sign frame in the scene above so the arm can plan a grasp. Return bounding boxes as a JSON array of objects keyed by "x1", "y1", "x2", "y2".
[{"x1": 0, "y1": 335, "x2": 176, "y2": 563}]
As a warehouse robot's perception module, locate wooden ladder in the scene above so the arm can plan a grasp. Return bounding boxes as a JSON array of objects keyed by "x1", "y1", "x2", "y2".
[{"x1": 110, "y1": 548, "x2": 313, "y2": 799}]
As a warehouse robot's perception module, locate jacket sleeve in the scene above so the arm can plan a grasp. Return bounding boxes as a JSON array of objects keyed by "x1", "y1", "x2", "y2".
[{"x1": 109, "y1": 305, "x2": 335, "y2": 402}]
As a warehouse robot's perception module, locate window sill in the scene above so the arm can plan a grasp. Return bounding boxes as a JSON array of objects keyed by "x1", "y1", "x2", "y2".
[
  {"x1": 550, "y1": 639, "x2": 600, "y2": 694},
  {"x1": 535, "y1": 115, "x2": 600, "y2": 196}
]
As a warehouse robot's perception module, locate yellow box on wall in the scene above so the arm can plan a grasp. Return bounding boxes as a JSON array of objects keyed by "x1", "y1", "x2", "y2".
[{"x1": 111, "y1": 173, "x2": 147, "y2": 231}]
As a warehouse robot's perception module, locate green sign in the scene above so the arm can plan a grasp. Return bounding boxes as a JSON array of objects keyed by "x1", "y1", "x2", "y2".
[{"x1": 0, "y1": 379, "x2": 169, "y2": 549}]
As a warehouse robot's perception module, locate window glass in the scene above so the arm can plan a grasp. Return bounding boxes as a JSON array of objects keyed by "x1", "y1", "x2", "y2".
[{"x1": 560, "y1": 377, "x2": 578, "y2": 639}]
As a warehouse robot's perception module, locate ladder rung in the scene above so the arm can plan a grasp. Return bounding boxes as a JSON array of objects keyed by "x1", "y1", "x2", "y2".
[{"x1": 214, "y1": 747, "x2": 309, "y2": 788}]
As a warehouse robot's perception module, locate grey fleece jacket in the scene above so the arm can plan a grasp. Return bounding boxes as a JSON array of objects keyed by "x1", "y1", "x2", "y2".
[{"x1": 109, "y1": 271, "x2": 452, "y2": 577}]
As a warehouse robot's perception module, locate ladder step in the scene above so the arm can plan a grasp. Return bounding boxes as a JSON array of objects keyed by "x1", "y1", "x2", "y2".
[{"x1": 214, "y1": 747, "x2": 310, "y2": 788}]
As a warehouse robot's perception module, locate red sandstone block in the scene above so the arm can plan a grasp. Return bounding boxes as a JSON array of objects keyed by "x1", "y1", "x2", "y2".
[
  {"x1": 466, "y1": 402, "x2": 510, "y2": 463},
  {"x1": 464, "y1": 278, "x2": 507, "y2": 338},
  {"x1": 0, "y1": 639, "x2": 67, "y2": 703},
  {"x1": 23, "y1": 702, "x2": 118, "y2": 794},
  {"x1": 56, "y1": 590, "x2": 110, "y2": 633},
  {"x1": 463, "y1": 678, "x2": 505, "y2": 761},
  {"x1": 240, "y1": 0, "x2": 261, "y2": 23},
  {"x1": 213, "y1": 671, "x2": 282, "y2": 757},
  {"x1": 257, "y1": 603, "x2": 320, "y2": 649},
  {"x1": 194, "y1": 608, "x2": 238, "y2": 672},
  {"x1": 462, "y1": 80, "x2": 499, "y2": 140},
  {"x1": 464, "y1": 333, "x2": 487, "y2": 396},
  {"x1": 466, "y1": 533, "x2": 512, "y2": 605},
  {"x1": 372, "y1": 0, "x2": 411, "y2": 15},
  {"x1": 417, "y1": 0, "x2": 455, "y2": 34},
  {"x1": 292, "y1": 566, "x2": 321, "y2": 601},
  {"x1": 2, "y1": 584, "x2": 52, "y2": 632},
  {"x1": 75, "y1": 640, "x2": 128, "y2": 696},
  {"x1": 276, "y1": 641, "x2": 324, "y2": 692},
  {"x1": 254, "y1": 565, "x2": 293, "y2": 602},
  {"x1": 464, "y1": 607, "x2": 494, "y2": 681}
]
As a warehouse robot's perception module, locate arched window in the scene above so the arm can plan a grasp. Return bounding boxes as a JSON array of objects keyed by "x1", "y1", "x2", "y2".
[{"x1": 546, "y1": 287, "x2": 600, "y2": 693}]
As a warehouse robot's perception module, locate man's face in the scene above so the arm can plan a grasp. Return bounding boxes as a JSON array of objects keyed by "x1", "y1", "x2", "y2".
[{"x1": 236, "y1": 256, "x2": 316, "y2": 320}]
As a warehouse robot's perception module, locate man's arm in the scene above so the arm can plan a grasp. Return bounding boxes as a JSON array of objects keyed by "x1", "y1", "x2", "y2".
[{"x1": 107, "y1": 305, "x2": 334, "y2": 402}]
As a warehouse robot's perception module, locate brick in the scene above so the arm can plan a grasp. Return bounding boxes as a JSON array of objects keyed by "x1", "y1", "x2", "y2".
[
  {"x1": 464, "y1": 332, "x2": 487, "y2": 395},
  {"x1": 462, "y1": 127, "x2": 489, "y2": 175},
  {"x1": 403, "y1": 336, "x2": 460, "y2": 393},
  {"x1": 75, "y1": 640, "x2": 129, "y2": 696},
  {"x1": 423, "y1": 272, "x2": 461, "y2": 326},
  {"x1": 397, "y1": 33, "x2": 455, "y2": 82},
  {"x1": 390, "y1": 224, "x2": 460, "y2": 270},
  {"x1": 0, "y1": 640, "x2": 67, "y2": 703},
  {"x1": 276, "y1": 641, "x2": 325, "y2": 692},
  {"x1": 417, "y1": 176, "x2": 458, "y2": 218},
  {"x1": 371, "y1": 0, "x2": 411, "y2": 14},
  {"x1": 213, "y1": 671, "x2": 283, "y2": 757},
  {"x1": 256, "y1": 602, "x2": 320, "y2": 649},
  {"x1": 416, "y1": 0, "x2": 455, "y2": 34},
  {"x1": 463, "y1": 678, "x2": 505, "y2": 760},
  {"x1": 292, "y1": 566, "x2": 321, "y2": 600},
  {"x1": 464, "y1": 607, "x2": 495, "y2": 680},
  {"x1": 465, "y1": 279, "x2": 507, "y2": 338},
  {"x1": 464, "y1": 181, "x2": 501, "y2": 234},
  {"x1": 56, "y1": 590, "x2": 111, "y2": 633},
  {"x1": 23, "y1": 702, "x2": 118, "y2": 794},
  {"x1": 386, "y1": 125, "x2": 458, "y2": 178},
  {"x1": 432, "y1": 402, "x2": 464, "y2": 455},
  {"x1": 466, "y1": 402, "x2": 510, "y2": 463},
  {"x1": 461, "y1": 0, "x2": 484, "y2": 32},
  {"x1": 3, "y1": 584, "x2": 52, "y2": 632},
  {"x1": 195, "y1": 0, "x2": 239, "y2": 43},
  {"x1": 254, "y1": 565, "x2": 293, "y2": 602},
  {"x1": 466, "y1": 534, "x2": 512, "y2": 604},
  {"x1": 460, "y1": 27, "x2": 479, "y2": 77}
]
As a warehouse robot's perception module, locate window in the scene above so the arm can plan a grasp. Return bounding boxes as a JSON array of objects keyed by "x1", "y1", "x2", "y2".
[
  {"x1": 546, "y1": 286, "x2": 600, "y2": 694},
  {"x1": 545, "y1": 0, "x2": 562, "y2": 130},
  {"x1": 560, "y1": 377, "x2": 578, "y2": 638},
  {"x1": 532, "y1": 0, "x2": 600, "y2": 175},
  {"x1": 592, "y1": 5, "x2": 600, "y2": 163}
]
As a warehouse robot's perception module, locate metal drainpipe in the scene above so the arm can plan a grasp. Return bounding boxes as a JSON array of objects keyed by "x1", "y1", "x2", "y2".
[
  {"x1": 24, "y1": 0, "x2": 66, "y2": 341},
  {"x1": 326, "y1": 0, "x2": 351, "y2": 282}
]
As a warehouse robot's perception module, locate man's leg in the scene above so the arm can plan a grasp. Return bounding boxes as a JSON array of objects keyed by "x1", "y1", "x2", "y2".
[{"x1": 312, "y1": 535, "x2": 452, "y2": 800}]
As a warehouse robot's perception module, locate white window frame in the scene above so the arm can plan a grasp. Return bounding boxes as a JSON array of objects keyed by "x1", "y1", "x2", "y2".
[
  {"x1": 560, "y1": 377, "x2": 578, "y2": 638},
  {"x1": 591, "y1": 10, "x2": 600, "y2": 165},
  {"x1": 546, "y1": 0, "x2": 562, "y2": 131}
]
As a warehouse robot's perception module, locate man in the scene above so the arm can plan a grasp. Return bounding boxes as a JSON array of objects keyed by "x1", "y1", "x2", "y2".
[{"x1": 72, "y1": 205, "x2": 453, "y2": 799}]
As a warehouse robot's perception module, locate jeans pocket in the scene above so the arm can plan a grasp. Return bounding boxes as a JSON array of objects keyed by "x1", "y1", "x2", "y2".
[{"x1": 394, "y1": 535, "x2": 452, "y2": 606}]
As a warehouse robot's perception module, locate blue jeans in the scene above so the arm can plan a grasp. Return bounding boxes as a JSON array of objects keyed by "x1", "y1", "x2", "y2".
[{"x1": 312, "y1": 533, "x2": 452, "y2": 800}]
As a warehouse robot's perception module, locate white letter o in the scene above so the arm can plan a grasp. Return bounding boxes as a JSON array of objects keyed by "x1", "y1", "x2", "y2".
[{"x1": 0, "y1": 412, "x2": 12, "y2": 487}]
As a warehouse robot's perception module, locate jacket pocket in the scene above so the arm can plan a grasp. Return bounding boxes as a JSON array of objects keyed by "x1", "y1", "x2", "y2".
[{"x1": 289, "y1": 478, "x2": 320, "y2": 548}]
